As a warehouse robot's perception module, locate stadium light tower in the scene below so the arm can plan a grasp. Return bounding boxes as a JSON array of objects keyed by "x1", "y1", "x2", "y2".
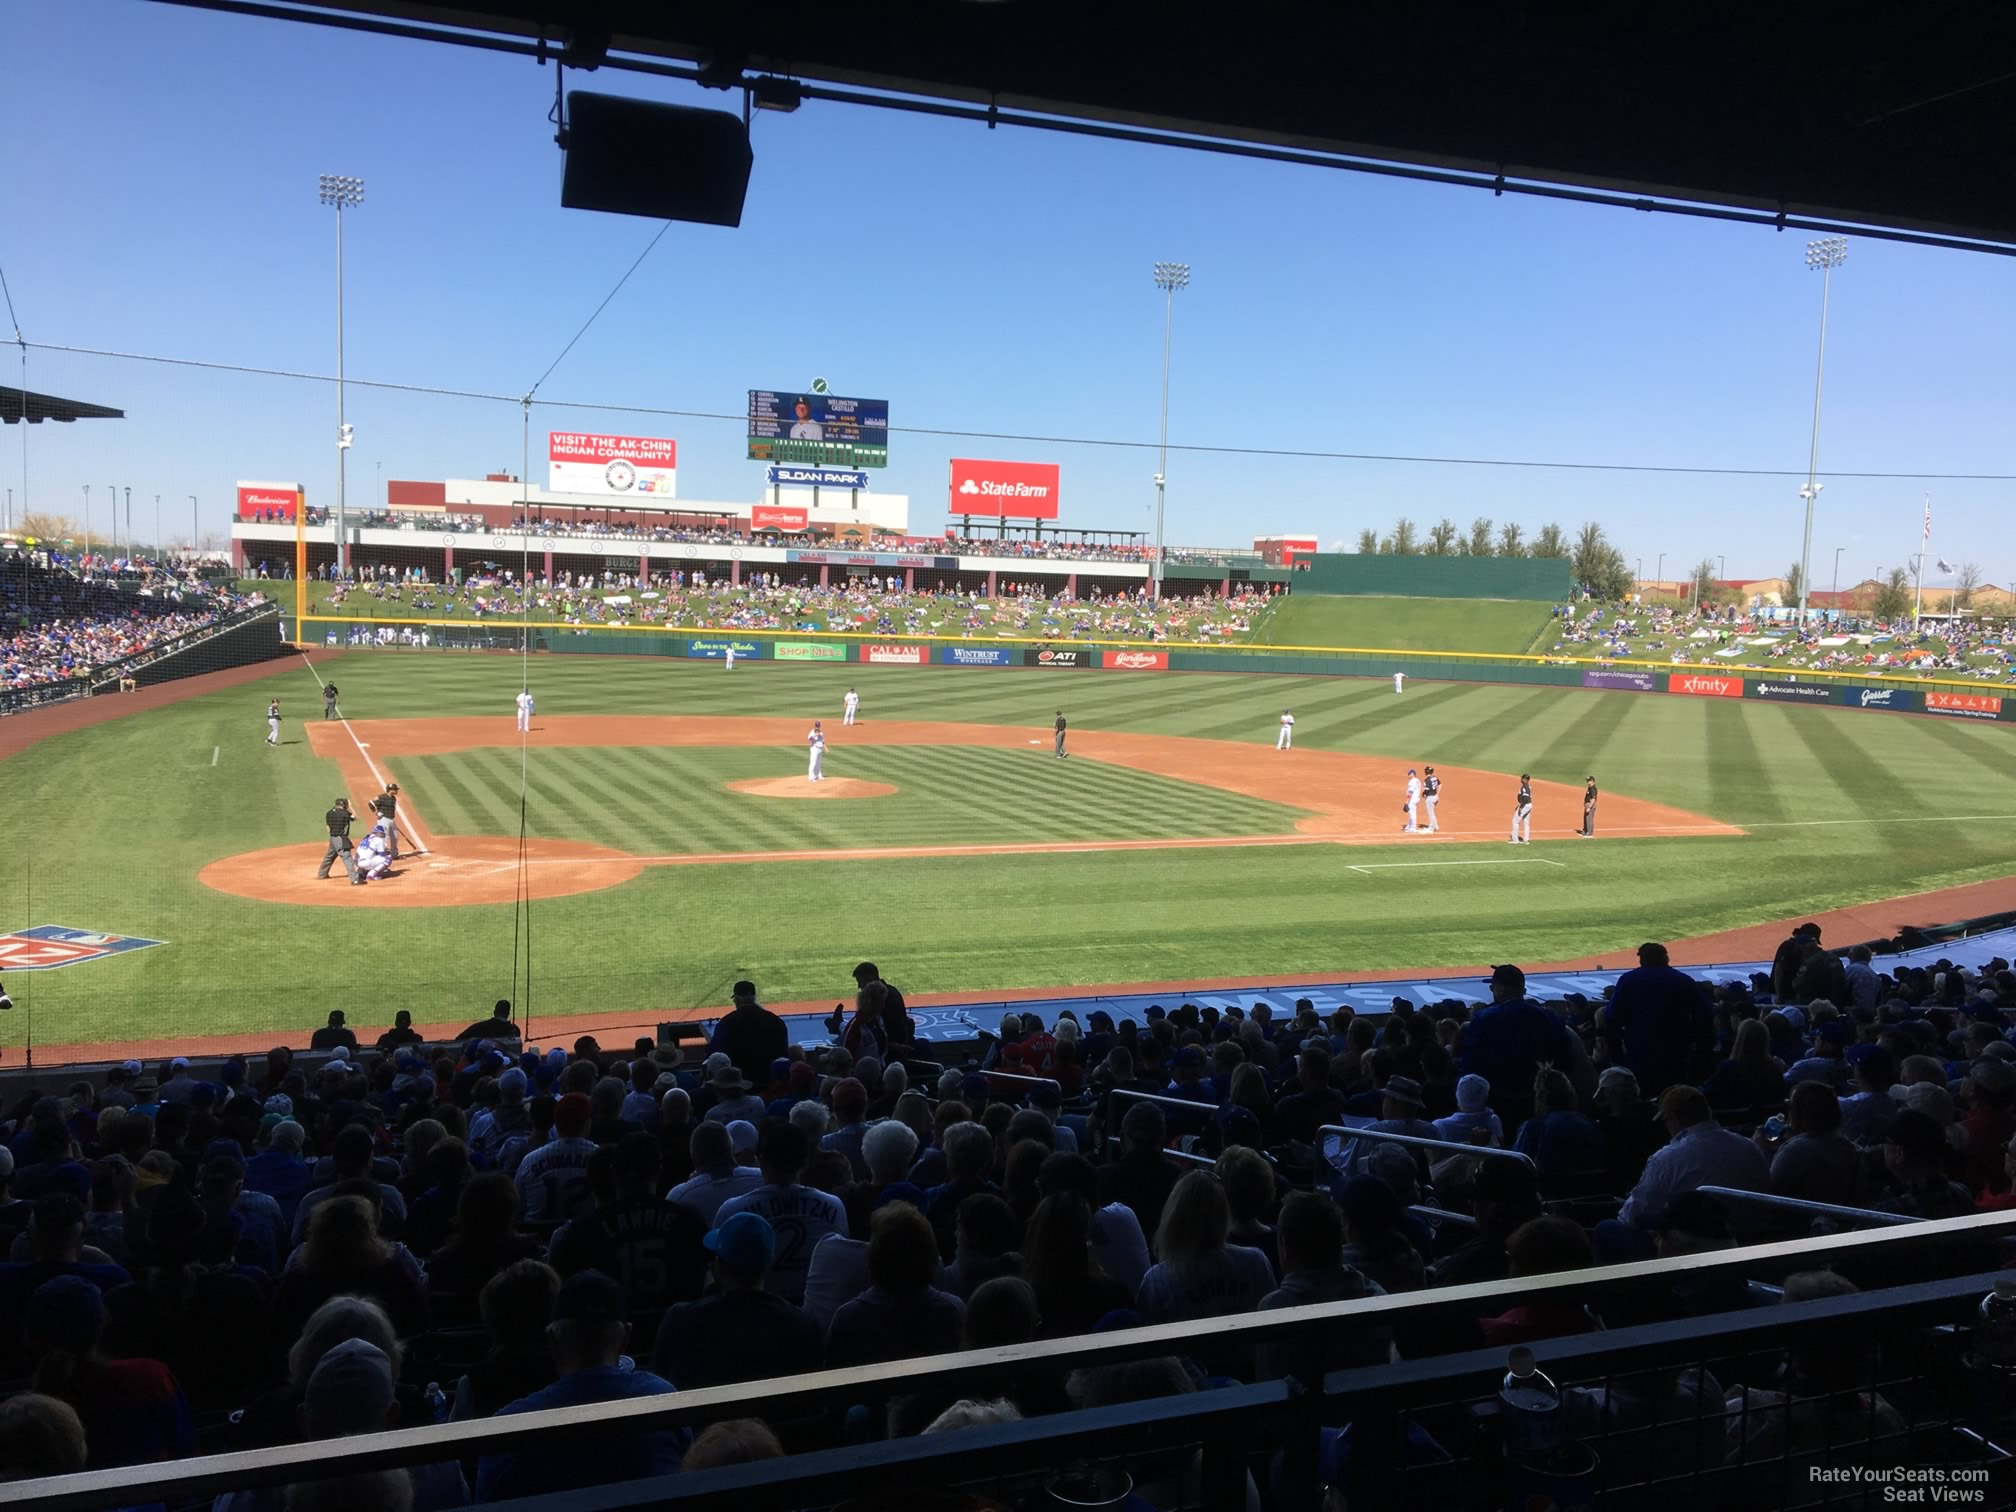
[
  {"x1": 1798, "y1": 237, "x2": 1847, "y2": 624},
  {"x1": 320, "y1": 173, "x2": 364, "y2": 577},
  {"x1": 1151, "y1": 261, "x2": 1190, "y2": 601}
]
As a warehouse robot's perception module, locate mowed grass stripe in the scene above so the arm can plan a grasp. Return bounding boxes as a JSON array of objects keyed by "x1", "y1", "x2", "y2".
[
  {"x1": 1530, "y1": 678, "x2": 1641, "y2": 784},
  {"x1": 1910, "y1": 715, "x2": 2016, "y2": 785},
  {"x1": 1420, "y1": 686, "x2": 1584, "y2": 770},
  {"x1": 1700, "y1": 703, "x2": 1791, "y2": 824},
  {"x1": 556, "y1": 753, "x2": 698, "y2": 853},
  {"x1": 1776, "y1": 706, "x2": 1912, "y2": 823},
  {"x1": 400, "y1": 753, "x2": 515, "y2": 837},
  {"x1": 600, "y1": 747, "x2": 747, "y2": 854}
]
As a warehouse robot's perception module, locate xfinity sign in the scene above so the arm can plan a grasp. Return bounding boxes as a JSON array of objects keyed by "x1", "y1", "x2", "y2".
[{"x1": 948, "y1": 458, "x2": 1062, "y2": 521}]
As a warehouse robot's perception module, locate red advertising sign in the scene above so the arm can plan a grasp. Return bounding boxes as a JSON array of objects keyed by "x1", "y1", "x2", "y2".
[
  {"x1": 752, "y1": 505, "x2": 809, "y2": 531},
  {"x1": 1105, "y1": 650, "x2": 1169, "y2": 670},
  {"x1": 949, "y1": 458, "x2": 1062, "y2": 520},
  {"x1": 1667, "y1": 673, "x2": 1744, "y2": 699},
  {"x1": 864, "y1": 644, "x2": 928, "y2": 665},
  {"x1": 236, "y1": 483, "x2": 300, "y2": 521},
  {"x1": 1926, "y1": 690, "x2": 2005, "y2": 719}
]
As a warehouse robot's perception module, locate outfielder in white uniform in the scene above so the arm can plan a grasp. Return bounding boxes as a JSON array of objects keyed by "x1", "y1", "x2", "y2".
[
  {"x1": 1276, "y1": 710, "x2": 1294, "y2": 751},
  {"x1": 1392, "y1": 671, "x2": 1406, "y2": 694},
  {"x1": 266, "y1": 700, "x2": 281, "y2": 746},
  {"x1": 515, "y1": 689, "x2": 533, "y2": 732},
  {"x1": 724, "y1": 646, "x2": 736, "y2": 671},
  {"x1": 1403, "y1": 769, "x2": 1422, "y2": 833},
  {"x1": 843, "y1": 688, "x2": 860, "y2": 726},
  {"x1": 1422, "y1": 766, "x2": 1442, "y2": 833},
  {"x1": 807, "y1": 720, "x2": 826, "y2": 782},
  {"x1": 355, "y1": 829, "x2": 391, "y2": 881},
  {"x1": 1511, "y1": 774, "x2": 1534, "y2": 844}
]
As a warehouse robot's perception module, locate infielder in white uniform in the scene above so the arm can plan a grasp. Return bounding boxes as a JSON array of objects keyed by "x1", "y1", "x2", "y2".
[
  {"x1": 1422, "y1": 766, "x2": 1442, "y2": 833},
  {"x1": 843, "y1": 688, "x2": 860, "y2": 726},
  {"x1": 515, "y1": 689, "x2": 534, "y2": 732},
  {"x1": 1392, "y1": 671, "x2": 1406, "y2": 694},
  {"x1": 355, "y1": 829, "x2": 391, "y2": 882},
  {"x1": 266, "y1": 699, "x2": 281, "y2": 746},
  {"x1": 1403, "y1": 768, "x2": 1422, "y2": 833},
  {"x1": 1276, "y1": 709, "x2": 1294, "y2": 750},
  {"x1": 1511, "y1": 773, "x2": 1534, "y2": 844},
  {"x1": 807, "y1": 720, "x2": 826, "y2": 782}
]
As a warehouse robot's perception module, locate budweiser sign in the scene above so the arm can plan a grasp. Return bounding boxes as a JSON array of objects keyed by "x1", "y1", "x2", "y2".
[
  {"x1": 236, "y1": 482, "x2": 301, "y2": 520},
  {"x1": 1105, "y1": 650, "x2": 1169, "y2": 670},
  {"x1": 1667, "y1": 673, "x2": 1743, "y2": 699},
  {"x1": 948, "y1": 458, "x2": 1062, "y2": 520},
  {"x1": 751, "y1": 504, "x2": 808, "y2": 531},
  {"x1": 864, "y1": 644, "x2": 928, "y2": 665}
]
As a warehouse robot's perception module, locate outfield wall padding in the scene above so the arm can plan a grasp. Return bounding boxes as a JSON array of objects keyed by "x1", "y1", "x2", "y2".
[{"x1": 1297, "y1": 553, "x2": 1571, "y2": 601}]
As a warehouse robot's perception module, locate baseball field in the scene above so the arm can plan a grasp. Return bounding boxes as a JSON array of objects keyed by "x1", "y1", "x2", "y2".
[{"x1": 4, "y1": 647, "x2": 2015, "y2": 1060}]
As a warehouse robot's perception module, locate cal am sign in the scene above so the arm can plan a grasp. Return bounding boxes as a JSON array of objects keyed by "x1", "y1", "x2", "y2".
[
  {"x1": 949, "y1": 458, "x2": 1061, "y2": 520},
  {"x1": 549, "y1": 433, "x2": 677, "y2": 498}
]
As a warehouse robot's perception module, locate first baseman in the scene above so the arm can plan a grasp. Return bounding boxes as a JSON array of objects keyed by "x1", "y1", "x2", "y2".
[
  {"x1": 1403, "y1": 768, "x2": 1421, "y2": 833},
  {"x1": 1511, "y1": 774, "x2": 1533, "y2": 844},
  {"x1": 1276, "y1": 710, "x2": 1294, "y2": 750},
  {"x1": 515, "y1": 689, "x2": 533, "y2": 732},
  {"x1": 266, "y1": 699, "x2": 281, "y2": 746},
  {"x1": 1581, "y1": 776, "x2": 1598, "y2": 837},
  {"x1": 1422, "y1": 765, "x2": 1442, "y2": 833},
  {"x1": 1054, "y1": 711, "x2": 1069, "y2": 759},
  {"x1": 807, "y1": 720, "x2": 826, "y2": 781},
  {"x1": 843, "y1": 687, "x2": 860, "y2": 726}
]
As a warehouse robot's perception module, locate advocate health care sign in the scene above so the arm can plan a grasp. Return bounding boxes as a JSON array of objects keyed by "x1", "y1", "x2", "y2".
[{"x1": 549, "y1": 433, "x2": 677, "y2": 497}]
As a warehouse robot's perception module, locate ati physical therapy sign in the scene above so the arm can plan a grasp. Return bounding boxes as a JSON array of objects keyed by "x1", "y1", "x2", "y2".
[
  {"x1": 949, "y1": 459, "x2": 1062, "y2": 520},
  {"x1": 548, "y1": 433, "x2": 677, "y2": 497}
]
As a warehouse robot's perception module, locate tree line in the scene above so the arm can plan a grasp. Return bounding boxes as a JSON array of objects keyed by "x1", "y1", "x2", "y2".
[{"x1": 1353, "y1": 516, "x2": 1635, "y2": 599}]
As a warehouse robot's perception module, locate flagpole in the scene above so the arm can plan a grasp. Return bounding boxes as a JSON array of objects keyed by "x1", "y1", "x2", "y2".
[{"x1": 1912, "y1": 495, "x2": 1929, "y2": 631}]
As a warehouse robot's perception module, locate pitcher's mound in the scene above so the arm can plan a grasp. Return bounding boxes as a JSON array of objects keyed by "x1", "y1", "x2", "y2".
[{"x1": 728, "y1": 777, "x2": 897, "y2": 800}]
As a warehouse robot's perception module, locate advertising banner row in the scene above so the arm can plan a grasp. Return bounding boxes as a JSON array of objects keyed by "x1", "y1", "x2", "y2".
[
  {"x1": 681, "y1": 639, "x2": 1170, "y2": 669},
  {"x1": 1576, "y1": 666, "x2": 2011, "y2": 719}
]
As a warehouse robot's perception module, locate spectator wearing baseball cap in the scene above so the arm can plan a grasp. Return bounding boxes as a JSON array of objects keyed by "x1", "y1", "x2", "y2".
[
  {"x1": 1784, "y1": 1019, "x2": 1855, "y2": 1092},
  {"x1": 513, "y1": 1091, "x2": 598, "y2": 1225},
  {"x1": 475, "y1": 1270, "x2": 683, "y2": 1502},
  {"x1": 710, "y1": 979, "x2": 787, "y2": 1090},
  {"x1": 23, "y1": 1272, "x2": 192, "y2": 1470},
  {"x1": 1839, "y1": 1044, "x2": 1899, "y2": 1148},
  {"x1": 0, "y1": 1195, "x2": 132, "y2": 1377},
  {"x1": 1600, "y1": 943, "x2": 1714, "y2": 1096},
  {"x1": 291, "y1": 1124, "x2": 409, "y2": 1248},
  {"x1": 651, "y1": 1212, "x2": 819, "y2": 1390},
  {"x1": 310, "y1": 1010, "x2": 359, "y2": 1054},
  {"x1": 1613, "y1": 1087, "x2": 1770, "y2": 1235},
  {"x1": 1875, "y1": 1109, "x2": 1974, "y2": 1220},
  {"x1": 1458, "y1": 967, "x2": 1588, "y2": 1126}
]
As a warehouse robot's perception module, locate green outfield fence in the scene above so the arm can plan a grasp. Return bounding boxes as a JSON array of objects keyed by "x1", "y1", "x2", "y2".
[
  {"x1": 1297, "y1": 551, "x2": 1573, "y2": 599},
  {"x1": 300, "y1": 611, "x2": 2016, "y2": 719}
]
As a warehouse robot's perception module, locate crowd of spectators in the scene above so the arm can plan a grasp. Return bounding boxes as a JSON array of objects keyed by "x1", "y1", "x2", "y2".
[
  {"x1": 0, "y1": 936, "x2": 2010, "y2": 1503},
  {"x1": 283, "y1": 570, "x2": 1280, "y2": 643},
  {"x1": 1, "y1": 556, "x2": 260, "y2": 696}
]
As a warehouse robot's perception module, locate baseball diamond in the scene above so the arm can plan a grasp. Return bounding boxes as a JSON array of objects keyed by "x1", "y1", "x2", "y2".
[{"x1": 3, "y1": 647, "x2": 2015, "y2": 1056}]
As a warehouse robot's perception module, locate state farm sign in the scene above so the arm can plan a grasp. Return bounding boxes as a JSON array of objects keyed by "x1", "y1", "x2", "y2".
[
  {"x1": 1925, "y1": 690, "x2": 2004, "y2": 720},
  {"x1": 1105, "y1": 650, "x2": 1169, "y2": 670},
  {"x1": 752, "y1": 505, "x2": 808, "y2": 531},
  {"x1": 864, "y1": 644, "x2": 928, "y2": 665},
  {"x1": 1666, "y1": 673, "x2": 1743, "y2": 699},
  {"x1": 236, "y1": 482, "x2": 301, "y2": 521},
  {"x1": 949, "y1": 458, "x2": 1061, "y2": 520}
]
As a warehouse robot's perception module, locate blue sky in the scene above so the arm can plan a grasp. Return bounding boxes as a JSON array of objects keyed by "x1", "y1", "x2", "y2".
[{"x1": 4, "y1": 0, "x2": 2013, "y2": 583}]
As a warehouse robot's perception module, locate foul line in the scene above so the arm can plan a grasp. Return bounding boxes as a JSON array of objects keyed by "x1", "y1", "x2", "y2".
[
  {"x1": 1348, "y1": 858, "x2": 1569, "y2": 872},
  {"x1": 292, "y1": 649, "x2": 436, "y2": 852}
]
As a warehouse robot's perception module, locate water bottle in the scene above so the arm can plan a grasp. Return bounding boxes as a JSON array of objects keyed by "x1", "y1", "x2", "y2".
[
  {"x1": 1762, "y1": 1115, "x2": 1786, "y2": 1141},
  {"x1": 1974, "y1": 1278, "x2": 2016, "y2": 1370},
  {"x1": 1499, "y1": 1348, "x2": 1564, "y2": 1458}
]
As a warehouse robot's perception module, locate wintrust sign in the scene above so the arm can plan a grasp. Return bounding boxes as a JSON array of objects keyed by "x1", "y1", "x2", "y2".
[
  {"x1": 1666, "y1": 673, "x2": 1743, "y2": 699},
  {"x1": 949, "y1": 459, "x2": 1062, "y2": 521}
]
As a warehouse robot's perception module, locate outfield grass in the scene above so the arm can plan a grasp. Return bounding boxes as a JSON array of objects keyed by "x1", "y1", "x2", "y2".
[
  {"x1": 6, "y1": 650, "x2": 2016, "y2": 1046},
  {"x1": 1247, "y1": 595, "x2": 1555, "y2": 653}
]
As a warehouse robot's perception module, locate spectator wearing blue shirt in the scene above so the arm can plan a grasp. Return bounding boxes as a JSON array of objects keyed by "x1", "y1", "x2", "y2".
[
  {"x1": 1601, "y1": 943, "x2": 1713, "y2": 1095},
  {"x1": 1511, "y1": 1070, "x2": 1606, "y2": 1177},
  {"x1": 244, "y1": 1120, "x2": 311, "y2": 1229},
  {"x1": 1784, "y1": 1020, "x2": 1855, "y2": 1091},
  {"x1": 475, "y1": 1270, "x2": 684, "y2": 1501},
  {"x1": 1459, "y1": 966, "x2": 1582, "y2": 1125}
]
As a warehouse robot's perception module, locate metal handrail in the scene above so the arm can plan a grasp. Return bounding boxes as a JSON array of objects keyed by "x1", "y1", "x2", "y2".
[
  {"x1": 1409, "y1": 1204, "x2": 1481, "y2": 1229},
  {"x1": 1695, "y1": 1183, "x2": 1918, "y2": 1227},
  {"x1": 979, "y1": 1069, "x2": 1063, "y2": 1092},
  {"x1": 19, "y1": 1213, "x2": 2016, "y2": 1511},
  {"x1": 1319, "y1": 1123, "x2": 1536, "y2": 1168},
  {"x1": 1104, "y1": 1085, "x2": 1221, "y2": 1117}
]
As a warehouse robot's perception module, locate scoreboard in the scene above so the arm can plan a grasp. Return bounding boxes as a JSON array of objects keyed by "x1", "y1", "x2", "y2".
[{"x1": 747, "y1": 390, "x2": 890, "y2": 468}]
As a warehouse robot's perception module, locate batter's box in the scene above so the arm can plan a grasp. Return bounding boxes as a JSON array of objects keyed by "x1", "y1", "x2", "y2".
[{"x1": 0, "y1": 925, "x2": 168, "y2": 972}]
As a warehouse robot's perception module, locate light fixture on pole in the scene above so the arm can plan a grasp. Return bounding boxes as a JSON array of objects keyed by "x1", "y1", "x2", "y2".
[
  {"x1": 1832, "y1": 546, "x2": 1845, "y2": 606},
  {"x1": 1655, "y1": 552, "x2": 1665, "y2": 594},
  {"x1": 1151, "y1": 260, "x2": 1190, "y2": 602},
  {"x1": 319, "y1": 173, "x2": 364, "y2": 578},
  {"x1": 1798, "y1": 237, "x2": 1847, "y2": 623}
]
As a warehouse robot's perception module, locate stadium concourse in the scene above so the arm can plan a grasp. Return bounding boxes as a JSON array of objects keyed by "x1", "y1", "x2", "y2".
[{"x1": 1, "y1": 917, "x2": 2015, "y2": 1506}]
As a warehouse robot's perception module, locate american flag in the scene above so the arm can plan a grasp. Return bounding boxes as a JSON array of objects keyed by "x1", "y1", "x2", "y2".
[{"x1": 1922, "y1": 498, "x2": 1932, "y2": 541}]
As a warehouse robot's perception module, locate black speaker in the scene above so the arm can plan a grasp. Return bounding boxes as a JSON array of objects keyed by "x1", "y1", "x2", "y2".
[{"x1": 560, "y1": 91, "x2": 753, "y2": 227}]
